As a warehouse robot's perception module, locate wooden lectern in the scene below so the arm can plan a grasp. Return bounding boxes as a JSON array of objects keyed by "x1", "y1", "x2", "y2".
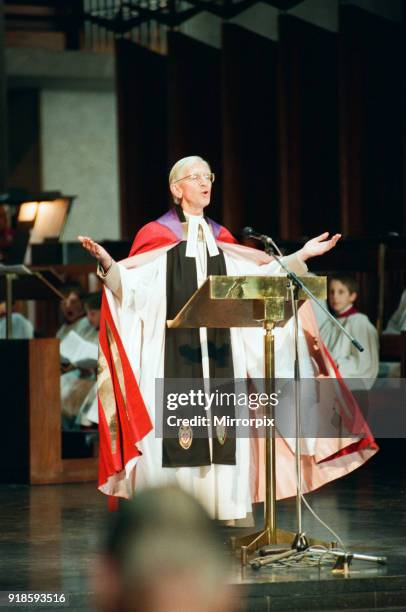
[
  {"x1": 168, "y1": 274, "x2": 326, "y2": 563},
  {"x1": 0, "y1": 264, "x2": 64, "y2": 338}
]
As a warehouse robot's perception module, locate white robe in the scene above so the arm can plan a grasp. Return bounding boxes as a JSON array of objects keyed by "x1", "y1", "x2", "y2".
[
  {"x1": 319, "y1": 311, "x2": 379, "y2": 389},
  {"x1": 59, "y1": 323, "x2": 99, "y2": 422},
  {"x1": 100, "y1": 243, "x2": 331, "y2": 520},
  {"x1": 57, "y1": 315, "x2": 95, "y2": 341},
  {"x1": 0, "y1": 313, "x2": 33, "y2": 339},
  {"x1": 98, "y1": 240, "x2": 377, "y2": 518}
]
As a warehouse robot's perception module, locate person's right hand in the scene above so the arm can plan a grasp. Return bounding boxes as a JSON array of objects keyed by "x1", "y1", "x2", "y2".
[{"x1": 78, "y1": 235, "x2": 112, "y2": 271}]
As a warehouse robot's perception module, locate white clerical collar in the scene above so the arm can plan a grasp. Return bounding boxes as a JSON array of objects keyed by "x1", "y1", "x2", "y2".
[
  {"x1": 183, "y1": 212, "x2": 219, "y2": 258},
  {"x1": 184, "y1": 212, "x2": 203, "y2": 219}
]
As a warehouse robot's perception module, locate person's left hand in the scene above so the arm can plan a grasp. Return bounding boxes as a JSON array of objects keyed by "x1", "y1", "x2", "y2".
[{"x1": 298, "y1": 232, "x2": 341, "y2": 261}]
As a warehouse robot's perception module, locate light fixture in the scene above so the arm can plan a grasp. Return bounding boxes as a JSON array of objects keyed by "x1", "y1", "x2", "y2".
[
  {"x1": 17, "y1": 202, "x2": 39, "y2": 223},
  {"x1": 0, "y1": 191, "x2": 75, "y2": 264},
  {"x1": 15, "y1": 193, "x2": 74, "y2": 244}
]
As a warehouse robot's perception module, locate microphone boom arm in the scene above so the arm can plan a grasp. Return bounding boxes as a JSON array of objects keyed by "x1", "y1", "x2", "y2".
[{"x1": 243, "y1": 228, "x2": 364, "y2": 352}]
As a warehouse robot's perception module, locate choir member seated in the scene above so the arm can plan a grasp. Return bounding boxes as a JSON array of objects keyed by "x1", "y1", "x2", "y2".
[
  {"x1": 57, "y1": 284, "x2": 95, "y2": 342},
  {"x1": 59, "y1": 288, "x2": 100, "y2": 429},
  {"x1": 0, "y1": 301, "x2": 34, "y2": 339},
  {"x1": 75, "y1": 291, "x2": 102, "y2": 429},
  {"x1": 319, "y1": 274, "x2": 379, "y2": 389}
]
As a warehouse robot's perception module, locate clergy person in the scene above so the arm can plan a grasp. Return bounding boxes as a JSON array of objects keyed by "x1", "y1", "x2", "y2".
[{"x1": 78, "y1": 155, "x2": 377, "y2": 520}]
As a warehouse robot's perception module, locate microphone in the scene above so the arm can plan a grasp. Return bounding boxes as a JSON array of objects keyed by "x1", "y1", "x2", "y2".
[{"x1": 242, "y1": 226, "x2": 273, "y2": 245}]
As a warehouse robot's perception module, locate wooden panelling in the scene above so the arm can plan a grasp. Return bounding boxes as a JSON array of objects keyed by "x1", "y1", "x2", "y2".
[
  {"x1": 222, "y1": 24, "x2": 278, "y2": 236},
  {"x1": 115, "y1": 39, "x2": 168, "y2": 240},
  {"x1": 167, "y1": 32, "x2": 222, "y2": 221},
  {"x1": 59, "y1": 457, "x2": 97, "y2": 483},
  {"x1": 5, "y1": 30, "x2": 65, "y2": 50},
  {"x1": 0, "y1": 339, "x2": 97, "y2": 485},
  {"x1": 380, "y1": 332, "x2": 406, "y2": 378},
  {"x1": 0, "y1": 3, "x2": 7, "y2": 191},
  {"x1": 339, "y1": 6, "x2": 404, "y2": 236},
  {"x1": 278, "y1": 14, "x2": 339, "y2": 240},
  {"x1": 28, "y1": 338, "x2": 61, "y2": 483}
]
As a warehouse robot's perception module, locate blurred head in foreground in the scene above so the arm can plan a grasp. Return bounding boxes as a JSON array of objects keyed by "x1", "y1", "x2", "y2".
[{"x1": 92, "y1": 486, "x2": 237, "y2": 612}]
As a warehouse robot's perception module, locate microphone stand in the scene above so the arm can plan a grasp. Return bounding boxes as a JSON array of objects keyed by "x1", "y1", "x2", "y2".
[
  {"x1": 243, "y1": 226, "x2": 364, "y2": 351},
  {"x1": 260, "y1": 234, "x2": 364, "y2": 353},
  {"x1": 245, "y1": 230, "x2": 381, "y2": 568},
  {"x1": 250, "y1": 546, "x2": 387, "y2": 571}
]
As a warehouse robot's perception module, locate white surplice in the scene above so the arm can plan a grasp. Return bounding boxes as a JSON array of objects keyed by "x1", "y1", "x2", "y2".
[
  {"x1": 97, "y1": 230, "x2": 377, "y2": 518},
  {"x1": 99, "y1": 238, "x2": 326, "y2": 520},
  {"x1": 319, "y1": 310, "x2": 379, "y2": 389}
]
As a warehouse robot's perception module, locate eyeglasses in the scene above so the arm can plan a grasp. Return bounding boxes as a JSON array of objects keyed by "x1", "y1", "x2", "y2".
[{"x1": 172, "y1": 172, "x2": 215, "y2": 184}]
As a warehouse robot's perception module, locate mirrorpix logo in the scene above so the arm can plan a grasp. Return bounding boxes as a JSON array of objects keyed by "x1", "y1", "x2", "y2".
[{"x1": 165, "y1": 388, "x2": 279, "y2": 429}]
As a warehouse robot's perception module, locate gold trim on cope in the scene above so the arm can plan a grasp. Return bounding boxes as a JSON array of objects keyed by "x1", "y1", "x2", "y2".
[
  {"x1": 98, "y1": 346, "x2": 118, "y2": 454},
  {"x1": 105, "y1": 320, "x2": 129, "y2": 419}
]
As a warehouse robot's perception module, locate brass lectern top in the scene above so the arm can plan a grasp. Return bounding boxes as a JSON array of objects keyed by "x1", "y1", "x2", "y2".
[{"x1": 167, "y1": 275, "x2": 326, "y2": 329}]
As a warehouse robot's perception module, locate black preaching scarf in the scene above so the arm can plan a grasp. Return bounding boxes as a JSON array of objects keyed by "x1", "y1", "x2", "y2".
[{"x1": 162, "y1": 209, "x2": 236, "y2": 467}]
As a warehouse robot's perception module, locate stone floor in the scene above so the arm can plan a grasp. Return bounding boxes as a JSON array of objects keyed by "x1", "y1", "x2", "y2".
[{"x1": 0, "y1": 439, "x2": 405, "y2": 611}]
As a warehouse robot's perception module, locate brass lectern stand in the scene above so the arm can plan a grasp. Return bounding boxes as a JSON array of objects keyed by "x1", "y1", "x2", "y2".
[{"x1": 167, "y1": 275, "x2": 327, "y2": 564}]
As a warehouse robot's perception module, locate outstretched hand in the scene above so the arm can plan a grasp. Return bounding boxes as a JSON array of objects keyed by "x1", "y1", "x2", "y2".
[
  {"x1": 300, "y1": 232, "x2": 341, "y2": 261},
  {"x1": 78, "y1": 235, "x2": 112, "y2": 271}
]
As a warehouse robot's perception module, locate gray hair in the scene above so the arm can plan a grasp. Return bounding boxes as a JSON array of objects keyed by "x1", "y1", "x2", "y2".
[
  {"x1": 169, "y1": 155, "x2": 211, "y2": 204},
  {"x1": 104, "y1": 485, "x2": 227, "y2": 590}
]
